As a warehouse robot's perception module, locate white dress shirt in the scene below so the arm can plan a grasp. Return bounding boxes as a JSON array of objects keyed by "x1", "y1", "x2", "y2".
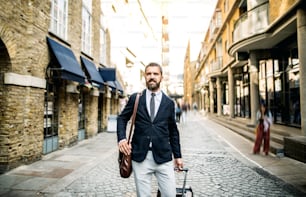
[{"x1": 146, "y1": 89, "x2": 162, "y2": 118}]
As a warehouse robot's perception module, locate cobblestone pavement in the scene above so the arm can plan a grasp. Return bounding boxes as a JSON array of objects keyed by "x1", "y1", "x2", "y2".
[
  {"x1": 54, "y1": 113, "x2": 304, "y2": 196},
  {"x1": 1, "y1": 113, "x2": 305, "y2": 196}
]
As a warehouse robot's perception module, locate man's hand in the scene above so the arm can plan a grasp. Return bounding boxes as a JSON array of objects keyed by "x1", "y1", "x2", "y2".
[
  {"x1": 118, "y1": 139, "x2": 132, "y2": 155},
  {"x1": 174, "y1": 158, "x2": 183, "y2": 170}
]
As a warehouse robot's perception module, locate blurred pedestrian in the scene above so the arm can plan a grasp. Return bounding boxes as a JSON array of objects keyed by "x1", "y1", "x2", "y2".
[
  {"x1": 175, "y1": 101, "x2": 182, "y2": 123},
  {"x1": 253, "y1": 101, "x2": 273, "y2": 155},
  {"x1": 117, "y1": 62, "x2": 183, "y2": 196},
  {"x1": 193, "y1": 102, "x2": 198, "y2": 113},
  {"x1": 181, "y1": 101, "x2": 188, "y2": 123}
]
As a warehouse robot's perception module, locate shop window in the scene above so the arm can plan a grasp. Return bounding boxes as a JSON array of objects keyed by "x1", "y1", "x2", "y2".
[
  {"x1": 223, "y1": 83, "x2": 229, "y2": 104},
  {"x1": 78, "y1": 91, "x2": 86, "y2": 140},
  {"x1": 286, "y1": 62, "x2": 300, "y2": 126},
  {"x1": 235, "y1": 79, "x2": 242, "y2": 116},
  {"x1": 242, "y1": 66, "x2": 250, "y2": 118},
  {"x1": 260, "y1": 55, "x2": 300, "y2": 127},
  {"x1": 234, "y1": 66, "x2": 250, "y2": 118},
  {"x1": 98, "y1": 94, "x2": 104, "y2": 132},
  {"x1": 243, "y1": 84, "x2": 250, "y2": 118}
]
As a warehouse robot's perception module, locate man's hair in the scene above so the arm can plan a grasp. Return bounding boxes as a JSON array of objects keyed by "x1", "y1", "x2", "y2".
[{"x1": 145, "y1": 62, "x2": 163, "y2": 75}]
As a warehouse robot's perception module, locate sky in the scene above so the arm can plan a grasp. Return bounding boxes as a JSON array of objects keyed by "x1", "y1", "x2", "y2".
[
  {"x1": 157, "y1": 0, "x2": 218, "y2": 75},
  {"x1": 103, "y1": 0, "x2": 218, "y2": 89}
]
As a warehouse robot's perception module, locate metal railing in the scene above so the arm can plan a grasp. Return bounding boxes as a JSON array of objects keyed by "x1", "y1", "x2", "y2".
[{"x1": 211, "y1": 56, "x2": 223, "y2": 72}]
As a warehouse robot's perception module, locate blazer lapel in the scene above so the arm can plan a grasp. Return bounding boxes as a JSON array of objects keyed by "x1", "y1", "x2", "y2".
[{"x1": 153, "y1": 92, "x2": 168, "y2": 122}]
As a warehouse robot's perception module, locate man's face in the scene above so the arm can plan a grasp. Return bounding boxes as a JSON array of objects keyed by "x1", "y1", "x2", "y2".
[{"x1": 145, "y1": 66, "x2": 163, "y2": 91}]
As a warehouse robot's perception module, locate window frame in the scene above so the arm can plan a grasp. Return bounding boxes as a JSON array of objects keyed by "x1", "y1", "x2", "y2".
[
  {"x1": 81, "y1": 0, "x2": 92, "y2": 55},
  {"x1": 49, "y1": 0, "x2": 68, "y2": 40}
]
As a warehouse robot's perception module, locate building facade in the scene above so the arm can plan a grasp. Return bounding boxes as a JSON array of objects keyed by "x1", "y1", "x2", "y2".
[
  {"x1": 0, "y1": 0, "x2": 125, "y2": 173},
  {"x1": 192, "y1": 0, "x2": 306, "y2": 154}
]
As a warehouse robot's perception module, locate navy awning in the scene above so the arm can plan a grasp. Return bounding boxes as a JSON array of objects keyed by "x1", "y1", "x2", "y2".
[
  {"x1": 106, "y1": 81, "x2": 116, "y2": 90},
  {"x1": 99, "y1": 67, "x2": 124, "y2": 94},
  {"x1": 99, "y1": 67, "x2": 116, "y2": 81},
  {"x1": 115, "y1": 80, "x2": 124, "y2": 94},
  {"x1": 80, "y1": 57, "x2": 104, "y2": 87},
  {"x1": 47, "y1": 37, "x2": 85, "y2": 83}
]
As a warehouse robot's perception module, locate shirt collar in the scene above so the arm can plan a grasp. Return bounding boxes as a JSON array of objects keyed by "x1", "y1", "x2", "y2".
[{"x1": 147, "y1": 89, "x2": 161, "y2": 97}]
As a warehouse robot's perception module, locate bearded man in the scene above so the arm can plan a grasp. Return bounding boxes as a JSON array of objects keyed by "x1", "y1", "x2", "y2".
[{"x1": 117, "y1": 62, "x2": 183, "y2": 197}]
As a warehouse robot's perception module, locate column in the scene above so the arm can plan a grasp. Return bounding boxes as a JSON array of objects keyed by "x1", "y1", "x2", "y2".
[
  {"x1": 228, "y1": 67, "x2": 235, "y2": 118},
  {"x1": 217, "y1": 77, "x2": 222, "y2": 116},
  {"x1": 249, "y1": 52, "x2": 259, "y2": 126},
  {"x1": 297, "y1": 5, "x2": 306, "y2": 135},
  {"x1": 86, "y1": 89, "x2": 100, "y2": 137}
]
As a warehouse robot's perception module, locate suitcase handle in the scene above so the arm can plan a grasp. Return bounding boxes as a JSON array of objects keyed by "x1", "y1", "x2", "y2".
[
  {"x1": 174, "y1": 167, "x2": 189, "y2": 172},
  {"x1": 158, "y1": 168, "x2": 193, "y2": 197},
  {"x1": 174, "y1": 167, "x2": 189, "y2": 196}
]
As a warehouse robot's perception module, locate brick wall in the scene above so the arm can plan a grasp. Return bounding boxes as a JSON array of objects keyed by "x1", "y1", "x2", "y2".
[
  {"x1": 57, "y1": 83, "x2": 79, "y2": 148},
  {"x1": 0, "y1": 1, "x2": 49, "y2": 172},
  {"x1": 0, "y1": 0, "x2": 117, "y2": 173},
  {"x1": 85, "y1": 91, "x2": 99, "y2": 138}
]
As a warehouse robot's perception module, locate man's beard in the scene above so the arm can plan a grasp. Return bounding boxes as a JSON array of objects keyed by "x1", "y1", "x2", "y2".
[{"x1": 147, "y1": 80, "x2": 160, "y2": 91}]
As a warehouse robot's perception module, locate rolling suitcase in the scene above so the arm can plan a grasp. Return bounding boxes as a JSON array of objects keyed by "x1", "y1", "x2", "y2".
[{"x1": 157, "y1": 168, "x2": 193, "y2": 197}]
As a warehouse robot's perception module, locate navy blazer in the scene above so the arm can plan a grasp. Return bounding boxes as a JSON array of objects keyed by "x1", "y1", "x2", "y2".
[{"x1": 117, "y1": 90, "x2": 182, "y2": 164}]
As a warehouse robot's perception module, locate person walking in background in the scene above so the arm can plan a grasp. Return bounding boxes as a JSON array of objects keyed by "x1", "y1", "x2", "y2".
[
  {"x1": 181, "y1": 101, "x2": 188, "y2": 123},
  {"x1": 253, "y1": 101, "x2": 273, "y2": 155},
  {"x1": 117, "y1": 62, "x2": 183, "y2": 196},
  {"x1": 193, "y1": 102, "x2": 198, "y2": 114},
  {"x1": 175, "y1": 101, "x2": 182, "y2": 123}
]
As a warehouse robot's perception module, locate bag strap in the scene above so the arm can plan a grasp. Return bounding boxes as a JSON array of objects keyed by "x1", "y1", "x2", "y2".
[{"x1": 127, "y1": 93, "x2": 141, "y2": 144}]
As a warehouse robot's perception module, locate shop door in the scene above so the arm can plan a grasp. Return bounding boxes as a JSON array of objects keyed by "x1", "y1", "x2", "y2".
[{"x1": 43, "y1": 82, "x2": 59, "y2": 154}]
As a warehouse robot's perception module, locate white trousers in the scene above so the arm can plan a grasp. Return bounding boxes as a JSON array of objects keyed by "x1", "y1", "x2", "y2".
[{"x1": 132, "y1": 151, "x2": 176, "y2": 197}]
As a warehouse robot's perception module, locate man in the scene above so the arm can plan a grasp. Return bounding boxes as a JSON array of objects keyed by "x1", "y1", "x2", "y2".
[{"x1": 117, "y1": 62, "x2": 183, "y2": 196}]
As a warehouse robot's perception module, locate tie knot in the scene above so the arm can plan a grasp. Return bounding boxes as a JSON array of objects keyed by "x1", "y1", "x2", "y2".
[{"x1": 151, "y1": 93, "x2": 155, "y2": 97}]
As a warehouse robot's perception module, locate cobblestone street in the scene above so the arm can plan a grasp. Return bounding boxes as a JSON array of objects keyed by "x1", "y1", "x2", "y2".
[{"x1": 1, "y1": 113, "x2": 306, "y2": 196}]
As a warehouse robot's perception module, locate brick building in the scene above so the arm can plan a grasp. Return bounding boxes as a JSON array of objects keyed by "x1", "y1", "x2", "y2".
[{"x1": 0, "y1": 0, "x2": 124, "y2": 173}]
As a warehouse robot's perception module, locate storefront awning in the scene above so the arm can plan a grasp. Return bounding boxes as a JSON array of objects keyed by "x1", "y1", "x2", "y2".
[
  {"x1": 106, "y1": 81, "x2": 117, "y2": 90},
  {"x1": 99, "y1": 67, "x2": 116, "y2": 81},
  {"x1": 80, "y1": 57, "x2": 104, "y2": 87},
  {"x1": 99, "y1": 68, "x2": 124, "y2": 94},
  {"x1": 115, "y1": 80, "x2": 124, "y2": 94},
  {"x1": 47, "y1": 37, "x2": 85, "y2": 83}
]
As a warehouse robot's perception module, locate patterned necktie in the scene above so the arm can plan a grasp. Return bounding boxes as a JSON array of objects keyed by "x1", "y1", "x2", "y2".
[{"x1": 150, "y1": 93, "x2": 155, "y2": 121}]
